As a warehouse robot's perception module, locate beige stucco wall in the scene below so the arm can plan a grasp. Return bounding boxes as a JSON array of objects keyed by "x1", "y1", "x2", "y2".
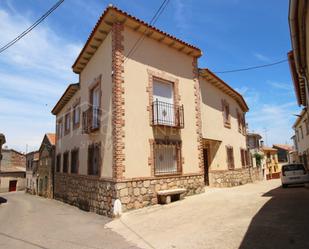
[
  {"x1": 294, "y1": 114, "x2": 309, "y2": 155},
  {"x1": 200, "y1": 77, "x2": 247, "y2": 171},
  {"x1": 0, "y1": 176, "x2": 25, "y2": 192},
  {"x1": 56, "y1": 32, "x2": 113, "y2": 178},
  {"x1": 122, "y1": 26, "x2": 200, "y2": 178}
]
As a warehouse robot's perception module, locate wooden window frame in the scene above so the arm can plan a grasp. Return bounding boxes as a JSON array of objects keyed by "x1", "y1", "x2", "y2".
[
  {"x1": 304, "y1": 119, "x2": 309, "y2": 135},
  {"x1": 87, "y1": 142, "x2": 101, "y2": 176},
  {"x1": 89, "y1": 78, "x2": 102, "y2": 132},
  {"x1": 72, "y1": 99, "x2": 81, "y2": 130},
  {"x1": 70, "y1": 148, "x2": 79, "y2": 174},
  {"x1": 56, "y1": 118, "x2": 63, "y2": 140},
  {"x1": 226, "y1": 146, "x2": 234, "y2": 170},
  {"x1": 63, "y1": 151, "x2": 69, "y2": 173},
  {"x1": 240, "y1": 148, "x2": 245, "y2": 168},
  {"x1": 300, "y1": 125, "x2": 304, "y2": 139},
  {"x1": 64, "y1": 112, "x2": 71, "y2": 135},
  {"x1": 222, "y1": 99, "x2": 231, "y2": 128}
]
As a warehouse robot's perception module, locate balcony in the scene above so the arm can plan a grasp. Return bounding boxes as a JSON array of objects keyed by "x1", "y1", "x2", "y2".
[
  {"x1": 151, "y1": 100, "x2": 184, "y2": 128},
  {"x1": 82, "y1": 107, "x2": 101, "y2": 133}
]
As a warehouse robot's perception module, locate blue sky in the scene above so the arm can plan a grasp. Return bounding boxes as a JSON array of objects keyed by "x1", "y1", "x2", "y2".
[{"x1": 0, "y1": 0, "x2": 300, "y2": 152}]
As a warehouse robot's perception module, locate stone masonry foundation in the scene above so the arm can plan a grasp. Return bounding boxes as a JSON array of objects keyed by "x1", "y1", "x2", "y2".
[
  {"x1": 209, "y1": 167, "x2": 263, "y2": 187},
  {"x1": 54, "y1": 173, "x2": 204, "y2": 217}
]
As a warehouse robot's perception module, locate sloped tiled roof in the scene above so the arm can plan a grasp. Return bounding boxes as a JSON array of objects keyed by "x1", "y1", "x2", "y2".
[
  {"x1": 273, "y1": 144, "x2": 293, "y2": 151},
  {"x1": 46, "y1": 133, "x2": 56, "y2": 146}
]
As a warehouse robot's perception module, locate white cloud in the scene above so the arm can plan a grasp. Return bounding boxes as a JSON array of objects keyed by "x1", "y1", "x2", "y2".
[
  {"x1": 0, "y1": 7, "x2": 80, "y2": 151},
  {"x1": 253, "y1": 52, "x2": 271, "y2": 62},
  {"x1": 267, "y1": 80, "x2": 293, "y2": 91}
]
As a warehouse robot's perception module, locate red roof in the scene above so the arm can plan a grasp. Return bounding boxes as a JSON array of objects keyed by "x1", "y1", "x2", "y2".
[
  {"x1": 46, "y1": 133, "x2": 56, "y2": 146},
  {"x1": 273, "y1": 144, "x2": 293, "y2": 151}
]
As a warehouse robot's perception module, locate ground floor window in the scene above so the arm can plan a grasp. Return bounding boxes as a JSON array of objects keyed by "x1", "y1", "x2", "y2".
[
  {"x1": 153, "y1": 139, "x2": 182, "y2": 176},
  {"x1": 71, "y1": 148, "x2": 79, "y2": 174},
  {"x1": 226, "y1": 146, "x2": 234, "y2": 170},
  {"x1": 88, "y1": 143, "x2": 101, "y2": 176},
  {"x1": 56, "y1": 154, "x2": 61, "y2": 172},
  {"x1": 63, "y1": 152, "x2": 69, "y2": 173}
]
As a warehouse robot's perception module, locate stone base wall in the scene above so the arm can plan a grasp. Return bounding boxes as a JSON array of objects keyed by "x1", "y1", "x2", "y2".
[
  {"x1": 54, "y1": 173, "x2": 204, "y2": 217},
  {"x1": 209, "y1": 167, "x2": 263, "y2": 187},
  {"x1": 54, "y1": 173, "x2": 116, "y2": 217},
  {"x1": 115, "y1": 174, "x2": 204, "y2": 212}
]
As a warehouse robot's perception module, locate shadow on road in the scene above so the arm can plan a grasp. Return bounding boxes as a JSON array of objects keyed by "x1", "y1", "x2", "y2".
[
  {"x1": 0, "y1": 196, "x2": 7, "y2": 204},
  {"x1": 239, "y1": 184, "x2": 309, "y2": 249}
]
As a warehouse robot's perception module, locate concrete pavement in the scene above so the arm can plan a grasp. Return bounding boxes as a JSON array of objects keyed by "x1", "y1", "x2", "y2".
[
  {"x1": 1, "y1": 180, "x2": 309, "y2": 249},
  {"x1": 0, "y1": 192, "x2": 138, "y2": 249}
]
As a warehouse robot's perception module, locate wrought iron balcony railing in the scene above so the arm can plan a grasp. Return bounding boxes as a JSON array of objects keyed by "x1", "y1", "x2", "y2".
[
  {"x1": 151, "y1": 100, "x2": 184, "y2": 128},
  {"x1": 82, "y1": 107, "x2": 101, "y2": 133}
]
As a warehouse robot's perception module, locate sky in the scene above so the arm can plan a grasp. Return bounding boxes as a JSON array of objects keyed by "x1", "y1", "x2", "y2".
[{"x1": 0, "y1": 0, "x2": 301, "y2": 152}]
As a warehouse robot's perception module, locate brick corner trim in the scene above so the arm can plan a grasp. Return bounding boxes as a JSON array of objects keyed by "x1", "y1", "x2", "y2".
[
  {"x1": 112, "y1": 22, "x2": 125, "y2": 180},
  {"x1": 192, "y1": 57, "x2": 204, "y2": 174}
]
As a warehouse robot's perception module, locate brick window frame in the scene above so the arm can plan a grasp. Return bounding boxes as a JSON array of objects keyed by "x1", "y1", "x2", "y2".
[
  {"x1": 70, "y1": 148, "x2": 79, "y2": 174},
  {"x1": 149, "y1": 139, "x2": 183, "y2": 177},
  {"x1": 226, "y1": 146, "x2": 234, "y2": 170},
  {"x1": 87, "y1": 142, "x2": 101, "y2": 177},
  {"x1": 222, "y1": 99, "x2": 231, "y2": 128},
  {"x1": 146, "y1": 69, "x2": 181, "y2": 126}
]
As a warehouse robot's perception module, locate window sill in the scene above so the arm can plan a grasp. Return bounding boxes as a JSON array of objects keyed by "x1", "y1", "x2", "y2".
[
  {"x1": 154, "y1": 172, "x2": 182, "y2": 177},
  {"x1": 224, "y1": 123, "x2": 231, "y2": 129}
]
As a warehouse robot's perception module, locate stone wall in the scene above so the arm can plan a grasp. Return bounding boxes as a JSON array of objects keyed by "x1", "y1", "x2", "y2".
[
  {"x1": 209, "y1": 167, "x2": 263, "y2": 187},
  {"x1": 116, "y1": 174, "x2": 204, "y2": 212},
  {"x1": 54, "y1": 173, "x2": 204, "y2": 217}
]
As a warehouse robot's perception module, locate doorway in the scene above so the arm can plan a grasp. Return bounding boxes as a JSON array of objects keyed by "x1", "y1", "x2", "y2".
[
  {"x1": 9, "y1": 180, "x2": 17, "y2": 192},
  {"x1": 203, "y1": 148, "x2": 209, "y2": 186}
]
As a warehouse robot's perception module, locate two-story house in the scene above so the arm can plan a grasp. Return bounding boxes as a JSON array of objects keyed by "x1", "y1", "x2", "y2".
[
  {"x1": 293, "y1": 109, "x2": 309, "y2": 168},
  {"x1": 37, "y1": 133, "x2": 55, "y2": 198},
  {"x1": 25, "y1": 150, "x2": 39, "y2": 194},
  {"x1": 51, "y1": 5, "x2": 255, "y2": 216}
]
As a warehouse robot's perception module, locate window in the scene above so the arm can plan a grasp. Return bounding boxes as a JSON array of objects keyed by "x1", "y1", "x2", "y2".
[
  {"x1": 153, "y1": 140, "x2": 182, "y2": 175},
  {"x1": 88, "y1": 143, "x2": 101, "y2": 176},
  {"x1": 57, "y1": 118, "x2": 63, "y2": 139},
  {"x1": 296, "y1": 130, "x2": 300, "y2": 142},
  {"x1": 245, "y1": 150, "x2": 250, "y2": 166},
  {"x1": 226, "y1": 146, "x2": 234, "y2": 169},
  {"x1": 71, "y1": 149, "x2": 79, "y2": 174},
  {"x1": 63, "y1": 152, "x2": 69, "y2": 173},
  {"x1": 240, "y1": 148, "x2": 246, "y2": 168},
  {"x1": 64, "y1": 112, "x2": 71, "y2": 134},
  {"x1": 304, "y1": 119, "x2": 309, "y2": 135},
  {"x1": 73, "y1": 104, "x2": 80, "y2": 129},
  {"x1": 300, "y1": 126, "x2": 304, "y2": 139},
  {"x1": 222, "y1": 99, "x2": 230, "y2": 128},
  {"x1": 56, "y1": 154, "x2": 61, "y2": 172},
  {"x1": 90, "y1": 86, "x2": 100, "y2": 130}
]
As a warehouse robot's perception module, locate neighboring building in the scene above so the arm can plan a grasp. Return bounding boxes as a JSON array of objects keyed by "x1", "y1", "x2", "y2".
[
  {"x1": 292, "y1": 109, "x2": 309, "y2": 168},
  {"x1": 247, "y1": 133, "x2": 265, "y2": 177},
  {"x1": 25, "y1": 150, "x2": 40, "y2": 194},
  {"x1": 247, "y1": 133, "x2": 262, "y2": 151},
  {"x1": 51, "y1": 5, "x2": 256, "y2": 216},
  {"x1": 199, "y1": 69, "x2": 261, "y2": 187},
  {"x1": 262, "y1": 147, "x2": 280, "y2": 180},
  {"x1": 0, "y1": 133, "x2": 5, "y2": 167},
  {"x1": 273, "y1": 144, "x2": 293, "y2": 163},
  {"x1": 37, "y1": 133, "x2": 55, "y2": 198},
  {"x1": 0, "y1": 149, "x2": 26, "y2": 192}
]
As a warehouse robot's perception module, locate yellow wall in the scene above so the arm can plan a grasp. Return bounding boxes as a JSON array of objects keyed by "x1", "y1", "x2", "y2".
[
  {"x1": 56, "y1": 32, "x2": 113, "y2": 178},
  {"x1": 122, "y1": 26, "x2": 200, "y2": 178},
  {"x1": 200, "y1": 77, "x2": 247, "y2": 170}
]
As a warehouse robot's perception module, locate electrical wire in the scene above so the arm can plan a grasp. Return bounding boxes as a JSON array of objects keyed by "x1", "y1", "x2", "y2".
[
  {"x1": 0, "y1": 0, "x2": 65, "y2": 54},
  {"x1": 213, "y1": 59, "x2": 288, "y2": 74}
]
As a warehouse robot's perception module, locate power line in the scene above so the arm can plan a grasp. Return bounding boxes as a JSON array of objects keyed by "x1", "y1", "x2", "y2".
[
  {"x1": 124, "y1": 0, "x2": 170, "y2": 63},
  {"x1": 0, "y1": 0, "x2": 65, "y2": 54},
  {"x1": 213, "y1": 58, "x2": 288, "y2": 74}
]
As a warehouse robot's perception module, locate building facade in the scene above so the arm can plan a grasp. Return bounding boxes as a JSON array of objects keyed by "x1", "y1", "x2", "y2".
[
  {"x1": 25, "y1": 150, "x2": 40, "y2": 194},
  {"x1": 0, "y1": 133, "x2": 5, "y2": 168},
  {"x1": 262, "y1": 147, "x2": 280, "y2": 180},
  {"x1": 51, "y1": 5, "x2": 257, "y2": 216},
  {"x1": 292, "y1": 109, "x2": 309, "y2": 168},
  {"x1": 37, "y1": 133, "x2": 55, "y2": 198},
  {"x1": 273, "y1": 144, "x2": 293, "y2": 163},
  {"x1": 0, "y1": 149, "x2": 26, "y2": 192}
]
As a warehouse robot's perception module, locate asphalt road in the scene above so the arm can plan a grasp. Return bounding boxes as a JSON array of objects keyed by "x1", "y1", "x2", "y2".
[
  {"x1": 1, "y1": 180, "x2": 309, "y2": 249},
  {"x1": 0, "y1": 192, "x2": 138, "y2": 249}
]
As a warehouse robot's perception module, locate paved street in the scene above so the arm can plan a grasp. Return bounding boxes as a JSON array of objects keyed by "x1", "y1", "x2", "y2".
[{"x1": 1, "y1": 180, "x2": 309, "y2": 249}]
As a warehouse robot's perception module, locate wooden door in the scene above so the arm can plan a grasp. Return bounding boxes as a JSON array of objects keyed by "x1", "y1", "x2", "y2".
[
  {"x1": 9, "y1": 180, "x2": 17, "y2": 192},
  {"x1": 203, "y1": 148, "x2": 209, "y2": 186}
]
